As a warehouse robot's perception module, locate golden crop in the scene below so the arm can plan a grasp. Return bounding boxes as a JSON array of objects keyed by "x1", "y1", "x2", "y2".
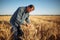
[{"x1": 0, "y1": 16, "x2": 60, "y2": 40}]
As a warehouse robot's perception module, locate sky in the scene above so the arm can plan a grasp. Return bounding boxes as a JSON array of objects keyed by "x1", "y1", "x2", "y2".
[{"x1": 0, "y1": 0, "x2": 60, "y2": 15}]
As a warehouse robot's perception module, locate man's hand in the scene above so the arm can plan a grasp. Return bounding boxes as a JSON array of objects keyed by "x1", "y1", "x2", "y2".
[
  {"x1": 21, "y1": 22, "x2": 31, "y2": 27},
  {"x1": 26, "y1": 23, "x2": 31, "y2": 27}
]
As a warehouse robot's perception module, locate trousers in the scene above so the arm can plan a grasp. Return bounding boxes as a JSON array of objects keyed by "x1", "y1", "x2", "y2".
[{"x1": 10, "y1": 22, "x2": 24, "y2": 40}]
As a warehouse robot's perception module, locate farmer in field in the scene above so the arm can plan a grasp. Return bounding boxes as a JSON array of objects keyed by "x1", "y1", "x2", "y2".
[{"x1": 10, "y1": 5, "x2": 34, "y2": 40}]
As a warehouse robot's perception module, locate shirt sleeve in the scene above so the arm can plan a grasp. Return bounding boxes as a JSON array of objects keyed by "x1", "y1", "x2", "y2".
[
  {"x1": 17, "y1": 7, "x2": 23, "y2": 19},
  {"x1": 25, "y1": 16, "x2": 30, "y2": 23},
  {"x1": 16, "y1": 7, "x2": 24, "y2": 24}
]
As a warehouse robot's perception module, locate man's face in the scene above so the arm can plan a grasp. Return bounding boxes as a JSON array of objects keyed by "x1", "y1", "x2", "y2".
[{"x1": 26, "y1": 7, "x2": 34, "y2": 13}]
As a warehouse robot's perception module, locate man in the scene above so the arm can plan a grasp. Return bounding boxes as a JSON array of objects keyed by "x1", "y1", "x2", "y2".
[{"x1": 10, "y1": 5, "x2": 35, "y2": 40}]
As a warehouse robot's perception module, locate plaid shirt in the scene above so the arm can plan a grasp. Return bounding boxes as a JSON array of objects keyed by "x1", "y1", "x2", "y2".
[{"x1": 10, "y1": 7, "x2": 30, "y2": 25}]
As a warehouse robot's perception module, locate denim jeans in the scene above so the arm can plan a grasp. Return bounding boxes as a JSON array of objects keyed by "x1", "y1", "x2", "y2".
[{"x1": 10, "y1": 22, "x2": 24, "y2": 40}]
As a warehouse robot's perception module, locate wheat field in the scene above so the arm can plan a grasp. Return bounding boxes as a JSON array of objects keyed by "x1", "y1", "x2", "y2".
[{"x1": 0, "y1": 15, "x2": 60, "y2": 40}]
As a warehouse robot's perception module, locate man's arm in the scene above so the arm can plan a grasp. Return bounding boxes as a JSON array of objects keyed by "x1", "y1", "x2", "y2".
[
  {"x1": 16, "y1": 7, "x2": 25, "y2": 24},
  {"x1": 25, "y1": 16, "x2": 32, "y2": 27},
  {"x1": 25, "y1": 16, "x2": 30, "y2": 24}
]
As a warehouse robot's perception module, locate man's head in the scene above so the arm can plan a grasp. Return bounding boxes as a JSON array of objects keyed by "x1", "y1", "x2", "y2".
[{"x1": 26, "y1": 5, "x2": 35, "y2": 13}]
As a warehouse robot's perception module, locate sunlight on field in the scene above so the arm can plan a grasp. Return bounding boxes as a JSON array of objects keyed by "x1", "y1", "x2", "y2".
[{"x1": 0, "y1": 16, "x2": 60, "y2": 40}]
